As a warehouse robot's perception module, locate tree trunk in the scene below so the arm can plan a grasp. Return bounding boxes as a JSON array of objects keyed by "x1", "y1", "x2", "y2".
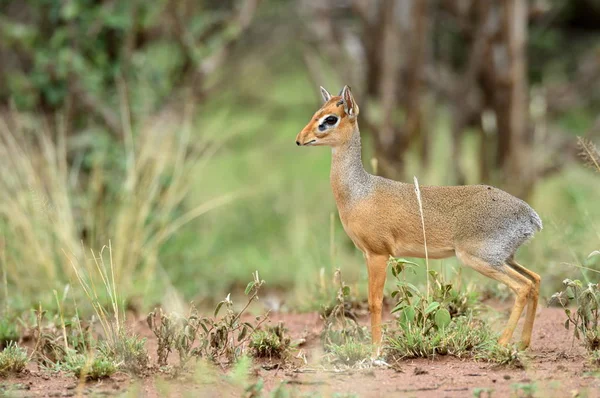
[{"x1": 489, "y1": 0, "x2": 532, "y2": 198}]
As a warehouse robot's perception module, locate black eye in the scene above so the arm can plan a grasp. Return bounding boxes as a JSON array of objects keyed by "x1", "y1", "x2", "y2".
[{"x1": 324, "y1": 116, "x2": 338, "y2": 125}]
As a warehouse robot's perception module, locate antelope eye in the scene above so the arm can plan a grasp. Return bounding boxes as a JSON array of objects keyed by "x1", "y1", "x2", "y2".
[{"x1": 325, "y1": 116, "x2": 338, "y2": 125}]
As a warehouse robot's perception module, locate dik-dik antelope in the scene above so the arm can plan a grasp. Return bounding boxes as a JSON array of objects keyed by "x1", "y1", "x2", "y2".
[{"x1": 296, "y1": 85, "x2": 542, "y2": 350}]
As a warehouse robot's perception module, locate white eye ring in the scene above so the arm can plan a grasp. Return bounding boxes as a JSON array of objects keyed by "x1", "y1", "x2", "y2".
[{"x1": 318, "y1": 114, "x2": 340, "y2": 131}]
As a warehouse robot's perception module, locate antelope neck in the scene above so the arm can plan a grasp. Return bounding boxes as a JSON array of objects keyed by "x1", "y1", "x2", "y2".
[{"x1": 330, "y1": 125, "x2": 372, "y2": 205}]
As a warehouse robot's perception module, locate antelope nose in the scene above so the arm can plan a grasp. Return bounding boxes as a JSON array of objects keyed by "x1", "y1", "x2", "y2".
[{"x1": 296, "y1": 140, "x2": 301, "y2": 146}]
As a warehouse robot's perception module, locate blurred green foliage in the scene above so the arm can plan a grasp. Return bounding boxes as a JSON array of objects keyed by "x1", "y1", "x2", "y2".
[{"x1": 0, "y1": 0, "x2": 599, "y2": 315}]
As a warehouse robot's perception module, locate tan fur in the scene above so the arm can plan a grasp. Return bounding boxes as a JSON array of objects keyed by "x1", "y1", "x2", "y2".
[{"x1": 296, "y1": 86, "x2": 542, "y2": 352}]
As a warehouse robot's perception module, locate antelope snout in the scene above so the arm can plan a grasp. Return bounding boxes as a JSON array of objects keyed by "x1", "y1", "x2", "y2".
[{"x1": 295, "y1": 130, "x2": 306, "y2": 146}]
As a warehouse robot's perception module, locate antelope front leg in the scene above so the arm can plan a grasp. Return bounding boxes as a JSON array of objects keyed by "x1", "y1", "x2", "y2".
[{"x1": 366, "y1": 254, "x2": 388, "y2": 352}]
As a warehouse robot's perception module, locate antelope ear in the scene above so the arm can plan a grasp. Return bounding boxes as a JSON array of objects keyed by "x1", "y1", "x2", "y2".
[
  {"x1": 340, "y1": 85, "x2": 359, "y2": 117},
  {"x1": 320, "y1": 86, "x2": 332, "y2": 103}
]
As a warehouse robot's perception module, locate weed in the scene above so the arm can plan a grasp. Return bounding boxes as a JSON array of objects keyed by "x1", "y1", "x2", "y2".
[
  {"x1": 244, "y1": 378, "x2": 264, "y2": 398},
  {"x1": 250, "y1": 322, "x2": 290, "y2": 359},
  {"x1": 550, "y1": 278, "x2": 600, "y2": 354},
  {"x1": 227, "y1": 355, "x2": 252, "y2": 387},
  {"x1": 0, "y1": 342, "x2": 28, "y2": 376},
  {"x1": 318, "y1": 269, "x2": 371, "y2": 367},
  {"x1": 325, "y1": 341, "x2": 371, "y2": 366},
  {"x1": 59, "y1": 350, "x2": 117, "y2": 380},
  {"x1": 148, "y1": 271, "x2": 270, "y2": 369},
  {"x1": 477, "y1": 342, "x2": 524, "y2": 368},
  {"x1": 473, "y1": 387, "x2": 494, "y2": 398},
  {"x1": 386, "y1": 257, "x2": 522, "y2": 366},
  {"x1": 511, "y1": 382, "x2": 537, "y2": 398},
  {"x1": 98, "y1": 332, "x2": 149, "y2": 376},
  {"x1": 320, "y1": 269, "x2": 367, "y2": 347}
]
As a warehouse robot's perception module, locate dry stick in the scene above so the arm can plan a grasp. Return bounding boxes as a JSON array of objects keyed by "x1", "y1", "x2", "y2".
[{"x1": 413, "y1": 176, "x2": 430, "y2": 299}]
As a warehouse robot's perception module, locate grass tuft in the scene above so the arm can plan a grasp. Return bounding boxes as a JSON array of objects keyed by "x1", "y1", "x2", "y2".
[
  {"x1": 325, "y1": 341, "x2": 371, "y2": 366},
  {"x1": 249, "y1": 322, "x2": 290, "y2": 359},
  {"x1": 386, "y1": 257, "x2": 522, "y2": 367},
  {"x1": 0, "y1": 342, "x2": 28, "y2": 376},
  {"x1": 60, "y1": 350, "x2": 117, "y2": 380},
  {"x1": 99, "y1": 333, "x2": 149, "y2": 376}
]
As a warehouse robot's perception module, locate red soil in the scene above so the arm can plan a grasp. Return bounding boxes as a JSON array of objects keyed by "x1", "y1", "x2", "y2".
[{"x1": 2, "y1": 303, "x2": 599, "y2": 397}]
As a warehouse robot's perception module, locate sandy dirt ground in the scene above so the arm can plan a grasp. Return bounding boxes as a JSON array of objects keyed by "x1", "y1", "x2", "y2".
[{"x1": 2, "y1": 303, "x2": 599, "y2": 397}]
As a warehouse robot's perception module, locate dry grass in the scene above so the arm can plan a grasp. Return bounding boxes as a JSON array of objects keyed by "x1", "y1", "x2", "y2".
[
  {"x1": 413, "y1": 176, "x2": 430, "y2": 298},
  {"x1": 0, "y1": 107, "x2": 238, "y2": 308},
  {"x1": 577, "y1": 136, "x2": 600, "y2": 173}
]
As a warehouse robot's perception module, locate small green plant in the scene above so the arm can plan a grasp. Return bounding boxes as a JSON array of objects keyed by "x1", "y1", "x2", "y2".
[
  {"x1": 147, "y1": 271, "x2": 270, "y2": 370},
  {"x1": 386, "y1": 257, "x2": 522, "y2": 366},
  {"x1": 325, "y1": 341, "x2": 372, "y2": 366},
  {"x1": 550, "y1": 278, "x2": 600, "y2": 355},
  {"x1": 473, "y1": 387, "x2": 494, "y2": 398},
  {"x1": 59, "y1": 350, "x2": 117, "y2": 380},
  {"x1": 98, "y1": 332, "x2": 148, "y2": 376},
  {"x1": 30, "y1": 306, "x2": 95, "y2": 366},
  {"x1": 249, "y1": 322, "x2": 290, "y2": 359},
  {"x1": 244, "y1": 378, "x2": 264, "y2": 398},
  {"x1": 319, "y1": 269, "x2": 371, "y2": 366},
  {"x1": 227, "y1": 355, "x2": 252, "y2": 387},
  {"x1": 0, "y1": 342, "x2": 28, "y2": 376},
  {"x1": 320, "y1": 269, "x2": 367, "y2": 347},
  {"x1": 511, "y1": 382, "x2": 537, "y2": 398},
  {"x1": 477, "y1": 342, "x2": 524, "y2": 368},
  {"x1": 386, "y1": 258, "x2": 455, "y2": 358},
  {"x1": 389, "y1": 258, "x2": 478, "y2": 332}
]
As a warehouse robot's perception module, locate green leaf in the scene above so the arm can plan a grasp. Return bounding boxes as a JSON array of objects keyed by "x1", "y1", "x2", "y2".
[
  {"x1": 402, "y1": 283, "x2": 422, "y2": 296},
  {"x1": 394, "y1": 258, "x2": 420, "y2": 267},
  {"x1": 434, "y1": 308, "x2": 451, "y2": 329},
  {"x1": 391, "y1": 303, "x2": 404, "y2": 314},
  {"x1": 564, "y1": 319, "x2": 569, "y2": 330},
  {"x1": 238, "y1": 325, "x2": 248, "y2": 342},
  {"x1": 342, "y1": 285, "x2": 350, "y2": 297},
  {"x1": 245, "y1": 281, "x2": 255, "y2": 295},
  {"x1": 400, "y1": 306, "x2": 416, "y2": 325},
  {"x1": 214, "y1": 301, "x2": 225, "y2": 317},
  {"x1": 425, "y1": 301, "x2": 440, "y2": 315}
]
